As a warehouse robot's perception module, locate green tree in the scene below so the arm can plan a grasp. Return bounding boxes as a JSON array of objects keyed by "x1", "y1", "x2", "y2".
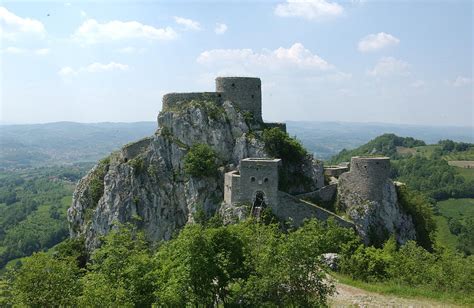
[
  {"x1": 154, "y1": 225, "x2": 216, "y2": 306},
  {"x1": 11, "y1": 252, "x2": 81, "y2": 306},
  {"x1": 78, "y1": 223, "x2": 155, "y2": 307},
  {"x1": 183, "y1": 144, "x2": 218, "y2": 177}
]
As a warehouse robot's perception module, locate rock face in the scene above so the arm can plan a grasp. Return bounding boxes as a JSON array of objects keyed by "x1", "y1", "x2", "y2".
[
  {"x1": 68, "y1": 99, "x2": 321, "y2": 251},
  {"x1": 337, "y1": 157, "x2": 416, "y2": 245}
]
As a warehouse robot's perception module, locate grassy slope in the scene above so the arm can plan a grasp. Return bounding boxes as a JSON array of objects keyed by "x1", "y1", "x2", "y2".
[
  {"x1": 434, "y1": 198, "x2": 474, "y2": 251},
  {"x1": 332, "y1": 273, "x2": 472, "y2": 306}
]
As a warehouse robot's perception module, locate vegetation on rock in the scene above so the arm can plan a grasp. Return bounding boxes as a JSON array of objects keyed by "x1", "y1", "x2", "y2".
[{"x1": 184, "y1": 144, "x2": 218, "y2": 177}]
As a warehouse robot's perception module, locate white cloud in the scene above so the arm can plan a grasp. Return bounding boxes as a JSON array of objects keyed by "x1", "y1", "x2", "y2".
[
  {"x1": 214, "y1": 23, "x2": 227, "y2": 35},
  {"x1": 358, "y1": 32, "x2": 400, "y2": 52},
  {"x1": 35, "y1": 48, "x2": 50, "y2": 55},
  {"x1": 411, "y1": 80, "x2": 425, "y2": 88},
  {"x1": 0, "y1": 6, "x2": 46, "y2": 41},
  {"x1": 173, "y1": 16, "x2": 201, "y2": 31},
  {"x1": 116, "y1": 46, "x2": 146, "y2": 54},
  {"x1": 80, "y1": 10, "x2": 87, "y2": 18},
  {"x1": 197, "y1": 43, "x2": 333, "y2": 71},
  {"x1": 2, "y1": 46, "x2": 26, "y2": 54},
  {"x1": 58, "y1": 62, "x2": 129, "y2": 76},
  {"x1": 367, "y1": 57, "x2": 409, "y2": 77},
  {"x1": 451, "y1": 76, "x2": 472, "y2": 87},
  {"x1": 274, "y1": 0, "x2": 344, "y2": 21},
  {"x1": 72, "y1": 19, "x2": 177, "y2": 44},
  {"x1": 2, "y1": 46, "x2": 50, "y2": 55}
]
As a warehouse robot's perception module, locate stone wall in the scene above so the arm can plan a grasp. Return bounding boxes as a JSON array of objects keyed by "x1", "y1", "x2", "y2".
[
  {"x1": 216, "y1": 77, "x2": 262, "y2": 121},
  {"x1": 224, "y1": 171, "x2": 241, "y2": 205},
  {"x1": 162, "y1": 92, "x2": 222, "y2": 111},
  {"x1": 275, "y1": 192, "x2": 354, "y2": 228},
  {"x1": 295, "y1": 184, "x2": 337, "y2": 203},
  {"x1": 324, "y1": 166, "x2": 349, "y2": 178},
  {"x1": 121, "y1": 137, "x2": 153, "y2": 160},
  {"x1": 239, "y1": 158, "x2": 281, "y2": 207}
]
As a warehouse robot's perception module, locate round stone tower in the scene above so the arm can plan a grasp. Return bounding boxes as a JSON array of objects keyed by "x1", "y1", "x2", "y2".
[
  {"x1": 216, "y1": 77, "x2": 262, "y2": 121},
  {"x1": 346, "y1": 156, "x2": 391, "y2": 202}
]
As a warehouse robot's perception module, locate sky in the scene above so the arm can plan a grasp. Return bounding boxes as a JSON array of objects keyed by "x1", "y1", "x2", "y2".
[{"x1": 0, "y1": 0, "x2": 472, "y2": 126}]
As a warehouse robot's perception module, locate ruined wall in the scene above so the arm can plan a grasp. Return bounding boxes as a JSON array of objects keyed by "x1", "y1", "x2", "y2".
[
  {"x1": 216, "y1": 77, "x2": 262, "y2": 121},
  {"x1": 275, "y1": 192, "x2": 354, "y2": 228},
  {"x1": 239, "y1": 158, "x2": 280, "y2": 207},
  {"x1": 324, "y1": 166, "x2": 349, "y2": 178},
  {"x1": 162, "y1": 92, "x2": 222, "y2": 111},
  {"x1": 295, "y1": 183, "x2": 337, "y2": 203},
  {"x1": 224, "y1": 171, "x2": 241, "y2": 205},
  {"x1": 121, "y1": 137, "x2": 153, "y2": 160}
]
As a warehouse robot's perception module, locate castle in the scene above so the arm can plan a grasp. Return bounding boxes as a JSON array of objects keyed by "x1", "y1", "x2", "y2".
[{"x1": 162, "y1": 77, "x2": 398, "y2": 230}]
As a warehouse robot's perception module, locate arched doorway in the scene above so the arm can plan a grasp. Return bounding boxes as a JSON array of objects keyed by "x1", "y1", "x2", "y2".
[{"x1": 251, "y1": 191, "x2": 266, "y2": 218}]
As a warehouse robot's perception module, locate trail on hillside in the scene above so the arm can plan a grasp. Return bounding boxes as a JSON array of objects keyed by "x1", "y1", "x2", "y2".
[{"x1": 330, "y1": 282, "x2": 460, "y2": 307}]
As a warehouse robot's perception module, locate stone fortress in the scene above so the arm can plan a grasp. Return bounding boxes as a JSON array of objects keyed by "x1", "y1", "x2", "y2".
[
  {"x1": 164, "y1": 76, "x2": 410, "y2": 234},
  {"x1": 69, "y1": 76, "x2": 416, "y2": 249}
]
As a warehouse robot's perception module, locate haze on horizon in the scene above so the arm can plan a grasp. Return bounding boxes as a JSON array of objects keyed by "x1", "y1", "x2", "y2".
[{"x1": 0, "y1": 0, "x2": 472, "y2": 127}]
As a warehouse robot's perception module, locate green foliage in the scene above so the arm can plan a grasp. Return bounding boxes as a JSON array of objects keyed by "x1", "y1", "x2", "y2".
[
  {"x1": 262, "y1": 127, "x2": 314, "y2": 192},
  {"x1": 456, "y1": 217, "x2": 474, "y2": 255},
  {"x1": 128, "y1": 156, "x2": 145, "y2": 176},
  {"x1": 10, "y1": 252, "x2": 81, "y2": 306},
  {"x1": 0, "y1": 165, "x2": 89, "y2": 269},
  {"x1": 392, "y1": 156, "x2": 474, "y2": 200},
  {"x1": 183, "y1": 144, "x2": 218, "y2": 177},
  {"x1": 330, "y1": 133, "x2": 426, "y2": 163},
  {"x1": 79, "y1": 223, "x2": 155, "y2": 307},
  {"x1": 3, "y1": 217, "x2": 474, "y2": 306},
  {"x1": 340, "y1": 240, "x2": 474, "y2": 303},
  {"x1": 88, "y1": 157, "x2": 110, "y2": 207},
  {"x1": 396, "y1": 185, "x2": 436, "y2": 250},
  {"x1": 154, "y1": 225, "x2": 247, "y2": 306},
  {"x1": 262, "y1": 127, "x2": 307, "y2": 163},
  {"x1": 53, "y1": 237, "x2": 88, "y2": 268}
]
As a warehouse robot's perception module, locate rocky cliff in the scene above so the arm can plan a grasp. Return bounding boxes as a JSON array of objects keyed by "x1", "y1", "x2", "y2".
[{"x1": 68, "y1": 99, "x2": 322, "y2": 251}]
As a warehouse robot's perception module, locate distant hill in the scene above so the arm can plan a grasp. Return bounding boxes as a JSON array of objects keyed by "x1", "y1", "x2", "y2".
[
  {"x1": 328, "y1": 133, "x2": 426, "y2": 163},
  {"x1": 0, "y1": 122, "x2": 156, "y2": 169},
  {"x1": 1, "y1": 121, "x2": 472, "y2": 169},
  {"x1": 286, "y1": 121, "x2": 473, "y2": 160}
]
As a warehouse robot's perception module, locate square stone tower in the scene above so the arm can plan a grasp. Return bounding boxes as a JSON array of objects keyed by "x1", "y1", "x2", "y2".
[{"x1": 240, "y1": 158, "x2": 281, "y2": 207}]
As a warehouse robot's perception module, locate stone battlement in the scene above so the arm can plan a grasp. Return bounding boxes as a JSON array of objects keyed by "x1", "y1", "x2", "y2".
[{"x1": 161, "y1": 77, "x2": 263, "y2": 121}]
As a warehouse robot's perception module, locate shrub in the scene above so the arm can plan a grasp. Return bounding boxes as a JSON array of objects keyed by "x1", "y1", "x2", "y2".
[
  {"x1": 396, "y1": 185, "x2": 436, "y2": 250},
  {"x1": 262, "y1": 128, "x2": 307, "y2": 163},
  {"x1": 184, "y1": 144, "x2": 218, "y2": 177},
  {"x1": 89, "y1": 157, "x2": 110, "y2": 207}
]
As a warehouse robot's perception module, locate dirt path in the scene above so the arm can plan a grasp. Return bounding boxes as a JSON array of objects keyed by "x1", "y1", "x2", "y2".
[{"x1": 329, "y1": 282, "x2": 460, "y2": 307}]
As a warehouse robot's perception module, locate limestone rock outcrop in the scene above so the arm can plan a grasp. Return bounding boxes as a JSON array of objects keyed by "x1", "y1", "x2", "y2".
[{"x1": 67, "y1": 98, "x2": 321, "y2": 251}]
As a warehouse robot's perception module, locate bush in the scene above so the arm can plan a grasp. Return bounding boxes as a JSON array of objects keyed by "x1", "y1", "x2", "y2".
[
  {"x1": 396, "y1": 185, "x2": 436, "y2": 250},
  {"x1": 183, "y1": 144, "x2": 218, "y2": 177},
  {"x1": 262, "y1": 128, "x2": 307, "y2": 163},
  {"x1": 89, "y1": 157, "x2": 110, "y2": 206}
]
